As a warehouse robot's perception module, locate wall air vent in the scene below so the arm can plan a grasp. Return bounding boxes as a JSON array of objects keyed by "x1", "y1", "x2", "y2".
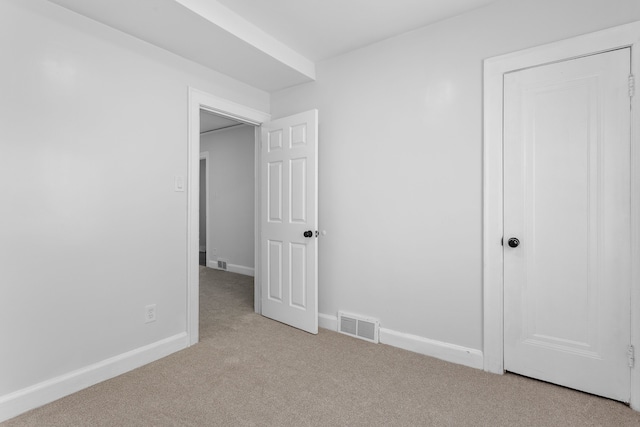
[
  {"x1": 217, "y1": 259, "x2": 227, "y2": 270},
  {"x1": 338, "y1": 311, "x2": 379, "y2": 343}
]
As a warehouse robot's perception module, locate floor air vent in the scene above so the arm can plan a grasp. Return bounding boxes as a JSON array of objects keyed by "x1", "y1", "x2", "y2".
[{"x1": 338, "y1": 311, "x2": 379, "y2": 343}]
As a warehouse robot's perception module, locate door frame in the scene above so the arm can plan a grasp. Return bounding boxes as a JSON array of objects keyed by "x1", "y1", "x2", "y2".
[
  {"x1": 187, "y1": 87, "x2": 270, "y2": 347},
  {"x1": 483, "y1": 21, "x2": 640, "y2": 408}
]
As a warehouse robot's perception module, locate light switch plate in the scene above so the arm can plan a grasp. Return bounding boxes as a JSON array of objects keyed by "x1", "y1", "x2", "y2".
[{"x1": 174, "y1": 175, "x2": 185, "y2": 192}]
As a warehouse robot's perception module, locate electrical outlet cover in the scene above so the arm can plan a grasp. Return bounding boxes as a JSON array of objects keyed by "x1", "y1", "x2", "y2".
[{"x1": 145, "y1": 304, "x2": 157, "y2": 323}]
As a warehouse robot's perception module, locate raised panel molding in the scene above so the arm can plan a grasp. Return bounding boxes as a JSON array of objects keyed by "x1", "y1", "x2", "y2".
[
  {"x1": 290, "y1": 123, "x2": 307, "y2": 147},
  {"x1": 268, "y1": 162, "x2": 283, "y2": 223},
  {"x1": 267, "y1": 240, "x2": 283, "y2": 301},
  {"x1": 289, "y1": 243, "x2": 306, "y2": 309},
  {"x1": 289, "y1": 158, "x2": 307, "y2": 224},
  {"x1": 268, "y1": 129, "x2": 283, "y2": 152}
]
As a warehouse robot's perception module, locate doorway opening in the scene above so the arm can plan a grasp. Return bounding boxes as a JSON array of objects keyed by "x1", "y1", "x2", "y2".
[
  {"x1": 187, "y1": 87, "x2": 319, "y2": 346},
  {"x1": 198, "y1": 109, "x2": 258, "y2": 338},
  {"x1": 187, "y1": 88, "x2": 271, "y2": 347},
  {"x1": 199, "y1": 110, "x2": 255, "y2": 275}
]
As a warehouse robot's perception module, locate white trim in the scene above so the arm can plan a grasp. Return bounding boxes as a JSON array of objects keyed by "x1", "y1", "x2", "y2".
[
  {"x1": 227, "y1": 263, "x2": 254, "y2": 277},
  {"x1": 174, "y1": 0, "x2": 315, "y2": 81},
  {"x1": 200, "y1": 123, "x2": 245, "y2": 136},
  {"x1": 483, "y1": 21, "x2": 640, "y2": 409},
  {"x1": 206, "y1": 259, "x2": 255, "y2": 277},
  {"x1": 380, "y1": 329, "x2": 483, "y2": 370},
  {"x1": 632, "y1": 29, "x2": 640, "y2": 412},
  {"x1": 318, "y1": 313, "x2": 338, "y2": 331},
  {"x1": 253, "y1": 126, "x2": 261, "y2": 314},
  {"x1": 317, "y1": 312, "x2": 482, "y2": 369},
  {"x1": 192, "y1": 88, "x2": 270, "y2": 126},
  {"x1": 0, "y1": 333, "x2": 188, "y2": 423},
  {"x1": 188, "y1": 87, "x2": 269, "y2": 346}
]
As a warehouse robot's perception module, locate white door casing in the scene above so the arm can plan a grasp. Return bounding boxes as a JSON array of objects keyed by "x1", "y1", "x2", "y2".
[
  {"x1": 188, "y1": 90, "x2": 320, "y2": 341},
  {"x1": 503, "y1": 48, "x2": 631, "y2": 401},
  {"x1": 261, "y1": 110, "x2": 319, "y2": 334},
  {"x1": 187, "y1": 88, "x2": 270, "y2": 346}
]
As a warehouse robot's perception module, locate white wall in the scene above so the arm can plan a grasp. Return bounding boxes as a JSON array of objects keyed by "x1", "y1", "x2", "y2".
[
  {"x1": 4, "y1": 0, "x2": 640, "y2": 420},
  {"x1": 199, "y1": 158, "x2": 207, "y2": 251},
  {"x1": 271, "y1": 0, "x2": 640, "y2": 354},
  {"x1": 0, "y1": 0, "x2": 267, "y2": 418},
  {"x1": 200, "y1": 125, "x2": 255, "y2": 274}
]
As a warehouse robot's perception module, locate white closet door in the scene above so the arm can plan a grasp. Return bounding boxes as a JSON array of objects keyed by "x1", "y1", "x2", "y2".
[{"x1": 504, "y1": 48, "x2": 631, "y2": 401}]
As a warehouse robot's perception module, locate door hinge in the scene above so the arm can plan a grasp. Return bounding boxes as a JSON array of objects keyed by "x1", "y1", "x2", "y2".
[
  {"x1": 628, "y1": 345, "x2": 635, "y2": 368},
  {"x1": 629, "y1": 74, "x2": 635, "y2": 98}
]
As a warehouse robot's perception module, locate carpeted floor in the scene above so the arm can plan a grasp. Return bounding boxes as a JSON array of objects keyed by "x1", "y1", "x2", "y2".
[{"x1": 5, "y1": 267, "x2": 640, "y2": 426}]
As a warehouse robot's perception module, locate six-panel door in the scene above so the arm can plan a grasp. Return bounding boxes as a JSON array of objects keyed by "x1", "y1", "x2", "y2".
[{"x1": 261, "y1": 110, "x2": 318, "y2": 334}]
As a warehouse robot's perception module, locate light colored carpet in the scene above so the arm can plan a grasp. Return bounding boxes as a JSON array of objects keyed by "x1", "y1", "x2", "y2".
[{"x1": 4, "y1": 267, "x2": 640, "y2": 426}]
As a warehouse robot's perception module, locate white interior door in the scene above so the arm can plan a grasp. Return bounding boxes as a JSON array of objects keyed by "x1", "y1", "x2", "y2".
[
  {"x1": 261, "y1": 110, "x2": 318, "y2": 334},
  {"x1": 504, "y1": 48, "x2": 631, "y2": 401}
]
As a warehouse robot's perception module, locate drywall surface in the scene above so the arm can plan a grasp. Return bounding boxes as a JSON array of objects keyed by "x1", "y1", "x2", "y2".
[
  {"x1": 199, "y1": 158, "x2": 207, "y2": 250},
  {"x1": 270, "y1": 0, "x2": 640, "y2": 351},
  {"x1": 200, "y1": 125, "x2": 255, "y2": 272},
  {"x1": 0, "y1": 0, "x2": 267, "y2": 401}
]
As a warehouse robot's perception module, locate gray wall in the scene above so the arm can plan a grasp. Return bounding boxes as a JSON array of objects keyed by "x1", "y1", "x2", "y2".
[
  {"x1": 199, "y1": 158, "x2": 207, "y2": 251},
  {"x1": 271, "y1": 0, "x2": 640, "y2": 351},
  {"x1": 200, "y1": 125, "x2": 255, "y2": 274},
  {"x1": 0, "y1": 0, "x2": 267, "y2": 402}
]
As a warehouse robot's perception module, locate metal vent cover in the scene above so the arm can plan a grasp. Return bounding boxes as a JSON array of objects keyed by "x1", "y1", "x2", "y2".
[
  {"x1": 337, "y1": 311, "x2": 379, "y2": 343},
  {"x1": 217, "y1": 259, "x2": 227, "y2": 270}
]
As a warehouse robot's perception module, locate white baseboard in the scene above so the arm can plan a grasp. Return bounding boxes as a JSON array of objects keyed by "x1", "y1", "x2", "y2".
[
  {"x1": 317, "y1": 312, "x2": 482, "y2": 370},
  {"x1": 379, "y1": 328, "x2": 483, "y2": 370},
  {"x1": 227, "y1": 263, "x2": 254, "y2": 277},
  {"x1": 206, "y1": 260, "x2": 254, "y2": 277},
  {"x1": 0, "y1": 332, "x2": 188, "y2": 423},
  {"x1": 319, "y1": 313, "x2": 338, "y2": 331}
]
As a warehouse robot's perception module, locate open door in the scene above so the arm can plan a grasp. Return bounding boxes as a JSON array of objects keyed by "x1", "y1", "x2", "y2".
[{"x1": 261, "y1": 110, "x2": 318, "y2": 334}]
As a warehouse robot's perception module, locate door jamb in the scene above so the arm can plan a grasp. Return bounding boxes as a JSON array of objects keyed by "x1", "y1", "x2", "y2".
[
  {"x1": 187, "y1": 87, "x2": 270, "y2": 347},
  {"x1": 483, "y1": 21, "x2": 640, "y2": 409}
]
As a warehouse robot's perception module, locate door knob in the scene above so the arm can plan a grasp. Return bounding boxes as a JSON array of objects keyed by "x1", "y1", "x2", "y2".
[
  {"x1": 508, "y1": 237, "x2": 520, "y2": 248},
  {"x1": 303, "y1": 230, "x2": 313, "y2": 238}
]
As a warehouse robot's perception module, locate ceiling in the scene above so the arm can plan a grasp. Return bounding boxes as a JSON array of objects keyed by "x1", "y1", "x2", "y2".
[
  {"x1": 47, "y1": 0, "x2": 498, "y2": 92},
  {"x1": 214, "y1": 0, "x2": 498, "y2": 62}
]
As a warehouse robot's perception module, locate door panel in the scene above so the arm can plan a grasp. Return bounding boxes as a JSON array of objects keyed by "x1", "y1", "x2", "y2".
[
  {"x1": 504, "y1": 48, "x2": 631, "y2": 401},
  {"x1": 261, "y1": 110, "x2": 318, "y2": 334},
  {"x1": 290, "y1": 158, "x2": 307, "y2": 223},
  {"x1": 268, "y1": 162, "x2": 283, "y2": 222},
  {"x1": 267, "y1": 240, "x2": 283, "y2": 301}
]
